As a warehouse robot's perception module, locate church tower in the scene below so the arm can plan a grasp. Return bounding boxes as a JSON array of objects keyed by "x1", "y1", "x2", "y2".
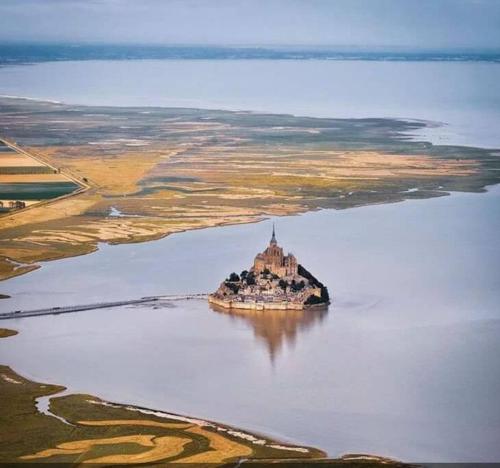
[
  {"x1": 252, "y1": 224, "x2": 298, "y2": 277},
  {"x1": 270, "y1": 223, "x2": 277, "y2": 245}
]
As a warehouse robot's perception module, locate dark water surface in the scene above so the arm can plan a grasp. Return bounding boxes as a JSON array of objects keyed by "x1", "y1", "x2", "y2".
[
  {"x1": 0, "y1": 182, "x2": 77, "y2": 200},
  {"x1": 1, "y1": 187, "x2": 499, "y2": 462}
]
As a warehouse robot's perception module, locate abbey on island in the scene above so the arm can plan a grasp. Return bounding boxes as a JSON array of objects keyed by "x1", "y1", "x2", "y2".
[{"x1": 208, "y1": 226, "x2": 330, "y2": 310}]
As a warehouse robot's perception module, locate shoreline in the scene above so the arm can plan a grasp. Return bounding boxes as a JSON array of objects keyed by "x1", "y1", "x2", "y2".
[{"x1": 0, "y1": 327, "x2": 407, "y2": 465}]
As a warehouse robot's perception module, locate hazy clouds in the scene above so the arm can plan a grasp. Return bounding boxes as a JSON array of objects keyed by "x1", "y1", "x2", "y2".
[{"x1": 0, "y1": 0, "x2": 499, "y2": 49}]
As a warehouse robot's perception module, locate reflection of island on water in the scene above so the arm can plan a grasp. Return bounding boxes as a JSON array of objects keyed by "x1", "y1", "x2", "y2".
[{"x1": 209, "y1": 303, "x2": 329, "y2": 361}]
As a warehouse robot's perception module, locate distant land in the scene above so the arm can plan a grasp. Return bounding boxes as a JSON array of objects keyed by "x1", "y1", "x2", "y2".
[{"x1": 0, "y1": 43, "x2": 499, "y2": 65}]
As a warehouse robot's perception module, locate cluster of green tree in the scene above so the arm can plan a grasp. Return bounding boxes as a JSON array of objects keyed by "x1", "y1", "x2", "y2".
[
  {"x1": 298, "y1": 264, "x2": 330, "y2": 303},
  {"x1": 246, "y1": 275, "x2": 256, "y2": 285},
  {"x1": 225, "y1": 270, "x2": 258, "y2": 289},
  {"x1": 224, "y1": 271, "x2": 243, "y2": 294},
  {"x1": 227, "y1": 272, "x2": 240, "y2": 282},
  {"x1": 224, "y1": 281, "x2": 240, "y2": 294},
  {"x1": 243, "y1": 270, "x2": 256, "y2": 285},
  {"x1": 259, "y1": 268, "x2": 279, "y2": 280},
  {"x1": 305, "y1": 294, "x2": 325, "y2": 305}
]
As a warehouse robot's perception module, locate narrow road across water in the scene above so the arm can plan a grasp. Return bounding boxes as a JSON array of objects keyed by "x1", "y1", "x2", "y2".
[{"x1": 0, "y1": 294, "x2": 208, "y2": 320}]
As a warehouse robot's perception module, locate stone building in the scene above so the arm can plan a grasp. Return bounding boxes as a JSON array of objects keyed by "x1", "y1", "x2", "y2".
[
  {"x1": 208, "y1": 225, "x2": 330, "y2": 311},
  {"x1": 252, "y1": 225, "x2": 298, "y2": 278}
]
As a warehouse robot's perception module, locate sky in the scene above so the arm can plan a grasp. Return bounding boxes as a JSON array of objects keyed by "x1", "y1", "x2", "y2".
[{"x1": 0, "y1": 0, "x2": 499, "y2": 50}]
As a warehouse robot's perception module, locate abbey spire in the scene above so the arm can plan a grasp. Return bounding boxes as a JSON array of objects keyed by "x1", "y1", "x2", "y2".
[{"x1": 270, "y1": 223, "x2": 277, "y2": 245}]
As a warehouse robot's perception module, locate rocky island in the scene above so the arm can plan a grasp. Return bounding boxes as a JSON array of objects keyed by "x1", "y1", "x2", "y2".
[{"x1": 209, "y1": 226, "x2": 330, "y2": 310}]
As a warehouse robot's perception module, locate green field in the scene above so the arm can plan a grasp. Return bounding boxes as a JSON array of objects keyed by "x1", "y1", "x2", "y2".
[{"x1": 0, "y1": 181, "x2": 78, "y2": 200}]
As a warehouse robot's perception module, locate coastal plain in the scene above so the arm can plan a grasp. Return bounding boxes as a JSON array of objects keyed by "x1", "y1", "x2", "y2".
[{"x1": 1, "y1": 96, "x2": 499, "y2": 282}]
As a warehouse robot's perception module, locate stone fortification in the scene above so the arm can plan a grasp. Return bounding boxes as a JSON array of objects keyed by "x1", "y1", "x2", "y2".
[{"x1": 208, "y1": 226, "x2": 330, "y2": 311}]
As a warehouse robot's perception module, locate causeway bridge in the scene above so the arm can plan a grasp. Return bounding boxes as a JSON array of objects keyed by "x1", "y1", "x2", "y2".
[{"x1": 0, "y1": 294, "x2": 209, "y2": 320}]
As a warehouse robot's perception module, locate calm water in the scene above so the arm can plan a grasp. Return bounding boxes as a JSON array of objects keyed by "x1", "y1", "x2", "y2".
[
  {"x1": 1, "y1": 187, "x2": 499, "y2": 462},
  {"x1": 0, "y1": 60, "x2": 499, "y2": 147},
  {"x1": 0, "y1": 182, "x2": 77, "y2": 200}
]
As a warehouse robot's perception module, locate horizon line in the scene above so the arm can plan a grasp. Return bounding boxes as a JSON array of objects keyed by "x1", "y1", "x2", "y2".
[{"x1": 1, "y1": 41, "x2": 500, "y2": 53}]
